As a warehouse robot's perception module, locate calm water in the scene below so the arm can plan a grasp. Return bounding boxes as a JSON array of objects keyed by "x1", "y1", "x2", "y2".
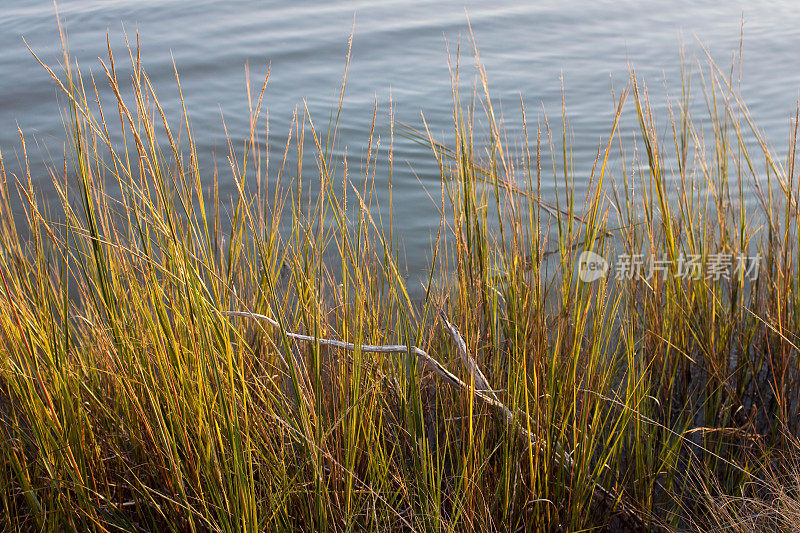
[{"x1": 2, "y1": 1, "x2": 800, "y2": 281}]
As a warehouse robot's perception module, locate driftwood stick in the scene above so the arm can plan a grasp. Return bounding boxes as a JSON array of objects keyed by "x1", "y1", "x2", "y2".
[
  {"x1": 438, "y1": 311, "x2": 493, "y2": 397},
  {"x1": 224, "y1": 310, "x2": 497, "y2": 402},
  {"x1": 225, "y1": 309, "x2": 643, "y2": 528},
  {"x1": 227, "y1": 309, "x2": 549, "y2": 454},
  {"x1": 438, "y1": 311, "x2": 645, "y2": 529},
  {"x1": 437, "y1": 310, "x2": 558, "y2": 456}
]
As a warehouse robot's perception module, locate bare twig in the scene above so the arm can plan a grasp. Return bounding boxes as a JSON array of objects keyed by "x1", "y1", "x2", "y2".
[
  {"x1": 224, "y1": 310, "x2": 495, "y2": 402},
  {"x1": 439, "y1": 310, "x2": 646, "y2": 529},
  {"x1": 225, "y1": 308, "x2": 645, "y2": 528},
  {"x1": 438, "y1": 310, "x2": 493, "y2": 397}
]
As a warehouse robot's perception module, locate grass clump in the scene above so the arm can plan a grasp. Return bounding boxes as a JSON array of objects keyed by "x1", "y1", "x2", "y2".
[{"x1": 1, "y1": 29, "x2": 799, "y2": 532}]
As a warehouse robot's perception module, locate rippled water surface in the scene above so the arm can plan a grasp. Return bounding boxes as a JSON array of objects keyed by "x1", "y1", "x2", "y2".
[{"x1": 2, "y1": 1, "x2": 800, "y2": 277}]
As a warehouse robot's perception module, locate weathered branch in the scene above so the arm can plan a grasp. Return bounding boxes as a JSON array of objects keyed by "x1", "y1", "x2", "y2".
[
  {"x1": 225, "y1": 309, "x2": 644, "y2": 528},
  {"x1": 225, "y1": 310, "x2": 494, "y2": 401},
  {"x1": 438, "y1": 310, "x2": 645, "y2": 530}
]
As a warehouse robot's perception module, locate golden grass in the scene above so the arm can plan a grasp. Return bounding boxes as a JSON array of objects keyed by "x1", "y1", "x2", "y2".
[{"x1": 0, "y1": 27, "x2": 798, "y2": 531}]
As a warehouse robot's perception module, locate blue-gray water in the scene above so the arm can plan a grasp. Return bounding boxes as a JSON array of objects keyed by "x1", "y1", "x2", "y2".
[{"x1": 2, "y1": 1, "x2": 800, "y2": 280}]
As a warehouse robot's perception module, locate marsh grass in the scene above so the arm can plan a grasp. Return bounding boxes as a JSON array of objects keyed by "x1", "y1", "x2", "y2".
[{"x1": 0, "y1": 25, "x2": 799, "y2": 532}]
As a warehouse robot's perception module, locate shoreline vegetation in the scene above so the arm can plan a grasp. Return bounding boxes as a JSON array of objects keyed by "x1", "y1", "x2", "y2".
[{"x1": 2, "y1": 27, "x2": 800, "y2": 531}]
